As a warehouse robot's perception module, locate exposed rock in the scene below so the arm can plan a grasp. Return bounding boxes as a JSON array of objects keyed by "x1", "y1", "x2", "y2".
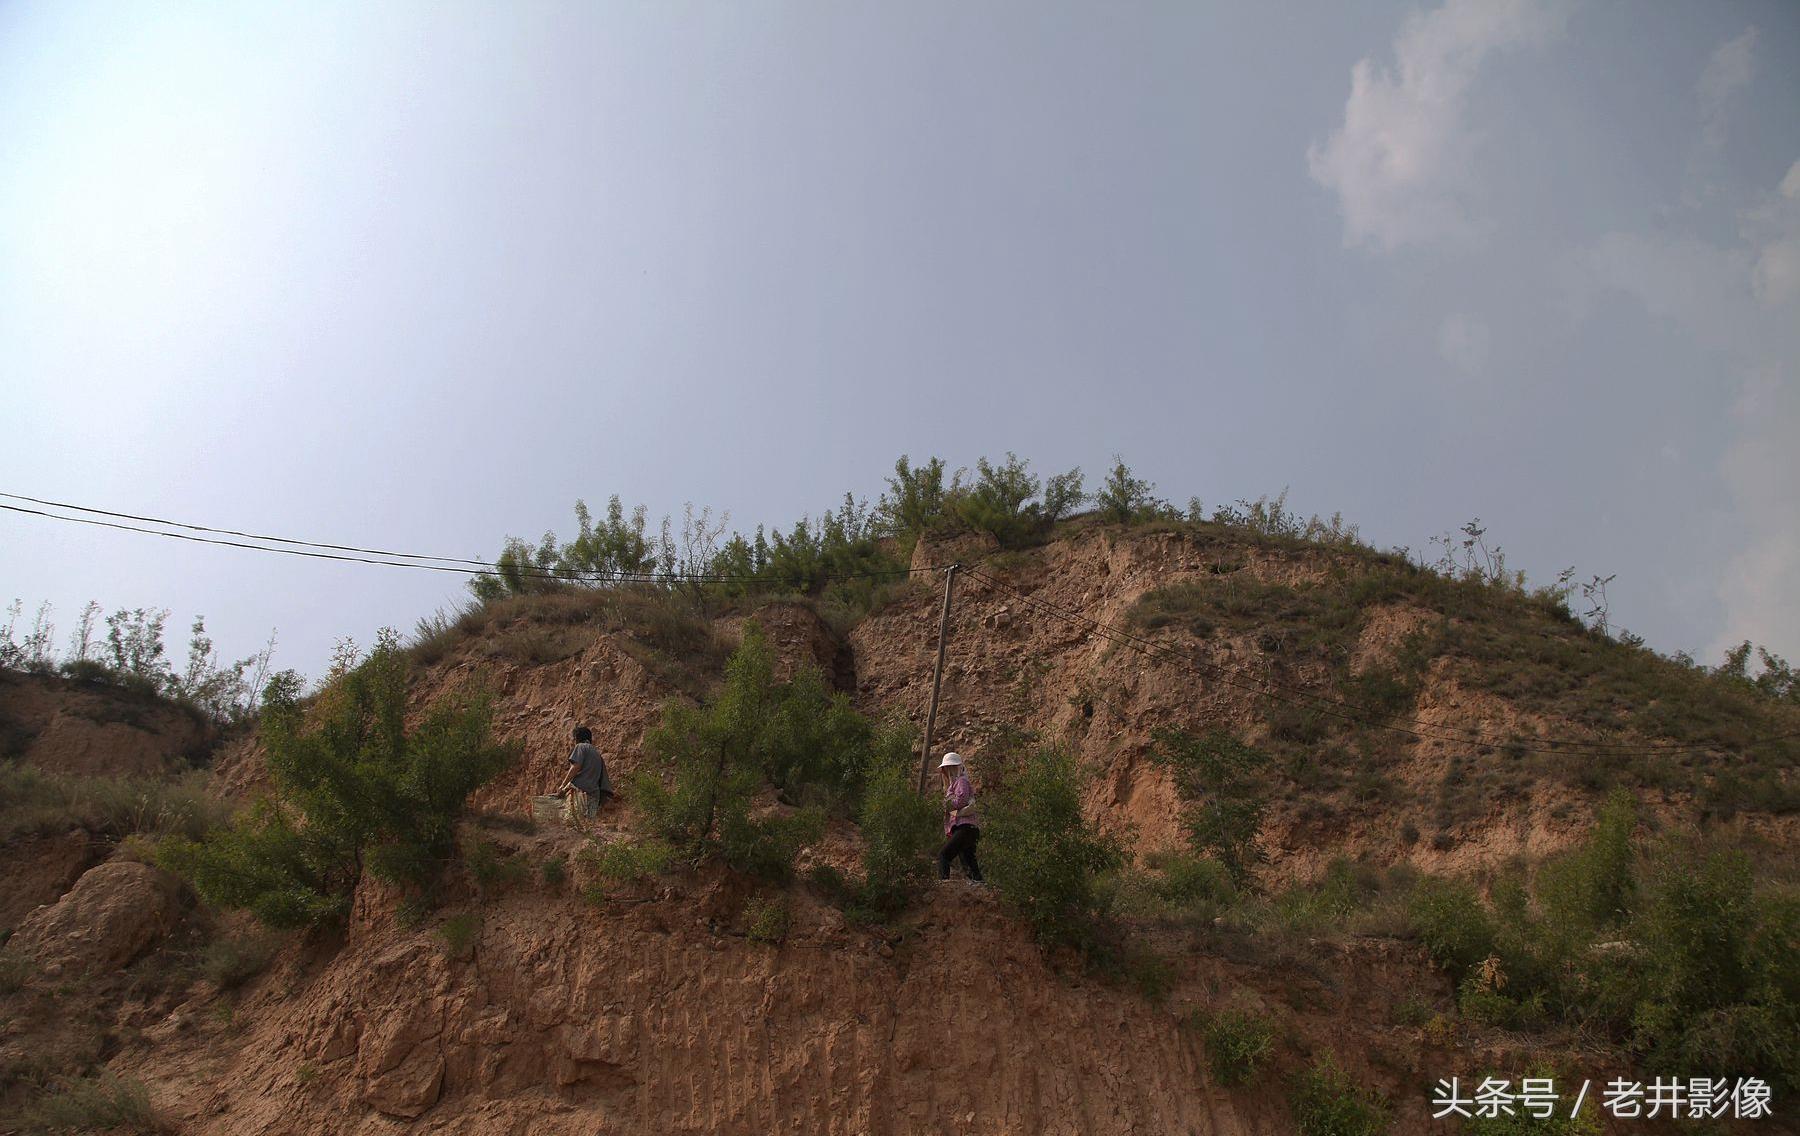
[
  {"x1": 10, "y1": 860, "x2": 180, "y2": 972},
  {"x1": 0, "y1": 828, "x2": 107, "y2": 935}
]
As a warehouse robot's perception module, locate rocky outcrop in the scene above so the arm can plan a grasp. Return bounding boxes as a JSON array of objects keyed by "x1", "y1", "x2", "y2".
[
  {"x1": 10, "y1": 860, "x2": 180, "y2": 974},
  {"x1": 0, "y1": 828, "x2": 107, "y2": 935}
]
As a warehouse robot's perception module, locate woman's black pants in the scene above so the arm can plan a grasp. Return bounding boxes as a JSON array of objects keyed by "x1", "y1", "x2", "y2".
[{"x1": 938, "y1": 824, "x2": 983, "y2": 881}]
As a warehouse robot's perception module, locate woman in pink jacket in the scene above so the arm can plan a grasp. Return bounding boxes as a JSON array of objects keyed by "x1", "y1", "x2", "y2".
[{"x1": 936, "y1": 752, "x2": 983, "y2": 883}]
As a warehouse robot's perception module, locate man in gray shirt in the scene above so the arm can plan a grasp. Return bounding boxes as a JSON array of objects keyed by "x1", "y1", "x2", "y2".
[{"x1": 557, "y1": 725, "x2": 612, "y2": 824}]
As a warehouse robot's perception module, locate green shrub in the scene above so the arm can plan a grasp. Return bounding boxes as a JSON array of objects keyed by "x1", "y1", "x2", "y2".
[
  {"x1": 1396, "y1": 812, "x2": 1798, "y2": 1093},
  {"x1": 632, "y1": 627, "x2": 854, "y2": 880},
  {"x1": 1392, "y1": 996, "x2": 1433, "y2": 1027},
  {"x1": 985, "y1": 748, "x2": 1123, "y2": 951},
  {"x1": 945, "y1": 454, "x2": 1083, "y2": 547},
  {"x1": 582, "y1": 838, "x2": 678, "y2": 900},
  {"x1": 744, "y1": 896, "x2": 789, "y2": 943},
  {"x1": 807, "y1": 863, "x2": 855, "y2": 904},
  {"x1": 1629, "y1": 846, "x2": 1798, "y2": 1089},
  {"x1": 1408, "y1": 878, "x2": 1496, "y2": 975},
  {"x1": 16, "y1": 1072, "x2": 166, "y2": 1134},
  {"x1": 159, "y1": 632, "x2": 516, "y2": 929},
  {"x1": 436, "y1": 913, "x2": 479, "y2": 959},
  {"x1": 876, "y1": 455, "x2": 951, "y2": 536},
  {"x1": 1534, "y1": 789, "x2": 1636, "y2": 933},
  {"x1": 462, "y1": 837, "x2": 528, "y2": 895},
  {"x1": 541, "y1": 855, "x2": 567, "y2": 887},
  {"x1": 1103, "y1": 855, "x2": 1237, "y2": 924},
  {"x1": 1094, "y1": 456, "x2": 1159, "y2": 524},
  {"x1": 201, "y1": 933, "x2": 278, "y2": 991},
  {"x1": 1290, "y1": 1054, "x2": 1389, "y2": 1136},
  {"x1": 1201, "y1": 1007, "x2": 1275, "y2": 1086},
  {"x1": 1092, "y1": 936, "x2": 1175, "y2": 1003},
  {"x1": 1158, "y1": 854, "x2": 1238, "y2": 909},
  {"x1": 1149, "y1": 728, "x2": 1269, "y2": 888},
  {"x1": 856, "y1": 750, "x2": 940, "y2": 916}
]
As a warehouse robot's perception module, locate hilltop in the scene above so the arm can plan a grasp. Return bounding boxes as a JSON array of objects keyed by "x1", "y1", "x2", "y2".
[{"x1": 1, "y1": 494, "x2": 1795, "y2": 1134}]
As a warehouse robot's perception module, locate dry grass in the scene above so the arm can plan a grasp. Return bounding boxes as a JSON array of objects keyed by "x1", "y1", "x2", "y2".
[
  {"x1": 410, "y1": 586, "x2": 725, "y2": 692},
  {"x1": 14, "y1": 1072, "x2": 169, "y2": 1134},
  {"x1": 0, "y1": 764, "x2": 224, "y2": 843}
]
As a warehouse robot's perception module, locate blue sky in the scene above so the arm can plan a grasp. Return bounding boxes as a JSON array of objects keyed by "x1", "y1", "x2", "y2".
[{"x1": 3, "y1": 0, "x2": 1797, "y2": 680}]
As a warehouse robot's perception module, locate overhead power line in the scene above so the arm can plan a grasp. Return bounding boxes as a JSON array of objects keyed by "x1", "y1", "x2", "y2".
[
  {"x1": 0, "y1": 494, "x2": 937, "y2": 586},
  {"x1": 7, "y1": 490, "x2": 1793, "y2": 760},
  {"x1": 961, "y1": 567, "x2": 1799, "y2": 759}
]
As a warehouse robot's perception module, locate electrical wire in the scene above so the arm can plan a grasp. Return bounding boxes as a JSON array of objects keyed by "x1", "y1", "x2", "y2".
[
  {"x1": 0, "y1": 497, "x2": 938, "y2": 586},
  {"x1": 6, "y1": 491, "x2": 1793, "y2": 758}
]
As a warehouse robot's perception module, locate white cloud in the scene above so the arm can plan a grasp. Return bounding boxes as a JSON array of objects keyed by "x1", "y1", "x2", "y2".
[
  {"x1": 1750, "y1": 160, "x2": 1800, "y2": 307},
  {"x1": 1581, "y1": 162, "x2": 1800, "y2": 658},
  {"x1": 1715, "y1": 367, "x2": 1800, "y2": 657},
  {"x1": 1437, "y1": 312, "x2": 1490, "y2": 371},
  {"x1": 1698, "y1": 26, "x2": 1757, "y2": 150},
  {"x1": 1308, "y1": 0, "x2": 1568, "y2": 251}
]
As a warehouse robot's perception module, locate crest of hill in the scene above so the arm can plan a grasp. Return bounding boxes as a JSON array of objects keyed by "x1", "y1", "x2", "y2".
[{"x1": 391, "y1": 515, "x2": 1798, "y2": 881}]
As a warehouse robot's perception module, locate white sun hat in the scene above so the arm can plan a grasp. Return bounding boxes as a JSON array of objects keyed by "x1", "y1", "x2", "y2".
[{"x1": 939, "y1": 752, "x2": 963, "y2": 768}]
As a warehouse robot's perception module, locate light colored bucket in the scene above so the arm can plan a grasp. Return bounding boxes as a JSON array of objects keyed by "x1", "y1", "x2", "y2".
[{"x1": 531, "y1": 794, "x2": 567, "y2": 826}]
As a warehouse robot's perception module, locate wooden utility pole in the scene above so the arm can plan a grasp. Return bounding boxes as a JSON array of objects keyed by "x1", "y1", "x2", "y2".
[{"x1": 917, "y1": 563, "x2": 959, "y2": 793}]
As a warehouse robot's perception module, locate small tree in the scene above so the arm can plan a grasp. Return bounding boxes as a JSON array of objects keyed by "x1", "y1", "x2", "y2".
[
  {"x1": 1095, "y1": 456, "x2": 1156, "y2": 524},
  {"x1": 563, "y1": 495, "x2": 657, "y2": 583},
  {"x1": 630, "y1": 624, "x2": 848, "y2": 881},
  {"x1": 856, "y1": 738, "x2": 940, "y2": 915},
  {"x1": 876, "y1": 455, "x2": 950, "y2": 536},
  {"x1": 104, "y1": 607, "x2": 173, "y2": 690},
  {"x1": 1149, "y1": 727, "x2": 1269, "y2": 888},
  {"x1": 160, "y1": 631, "x2": 515, "y2": 928},
  {"x1": 948, "y1": 454, "x2": 1084, "y2": 548},
  {"x1": 985, "y1": 748, "x2": 1123, "y2": 951}
]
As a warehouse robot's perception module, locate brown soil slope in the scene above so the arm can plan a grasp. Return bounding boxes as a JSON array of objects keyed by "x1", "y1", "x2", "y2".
[
  {"x1": 111, "y1": 840, "x2": 1444, "y2": 1136},
  {"x1": 5, "y1": 524, "x2": 1795, "y2": 1135}
]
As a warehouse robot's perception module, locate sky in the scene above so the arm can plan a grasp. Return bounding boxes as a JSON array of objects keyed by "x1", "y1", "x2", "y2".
[{"x1": 2, "y1": 0, "x2": 1797, "y2": 682}]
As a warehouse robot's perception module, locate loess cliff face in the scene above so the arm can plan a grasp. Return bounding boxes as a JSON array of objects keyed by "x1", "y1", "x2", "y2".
[
  {"x1": 4, "y1": 523, "x2": 1794, "y2": 1134},
  {"x1": 107, "y1": 839, "x2": 1440, "y2": 1136}
]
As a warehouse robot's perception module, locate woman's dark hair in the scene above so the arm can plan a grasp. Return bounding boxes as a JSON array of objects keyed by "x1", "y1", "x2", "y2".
[{"x1": 573, "y1": 726, "x2": 593, "y2": 744}]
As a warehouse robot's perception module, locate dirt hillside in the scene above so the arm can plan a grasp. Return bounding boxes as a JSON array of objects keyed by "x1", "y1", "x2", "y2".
[{"x1": 3, "y1": 522, "x2": 1795, "y2": 1134}]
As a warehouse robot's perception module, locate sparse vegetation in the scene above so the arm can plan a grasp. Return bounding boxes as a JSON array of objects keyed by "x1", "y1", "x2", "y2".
[
  {"x1": 462, "y1": 836, "x2": 528, "y2": 896},
  {"x1": 1150, "y1": 728, "x2": 1270, "y2": 888},
  {"x1": 984, "y1": 748, "x2": 1123, "y2": 952},
  {"x1": 200, "y1": 933, "x2": 279, "y2": 990},
  {"x1": 582, "y1": 837, "x2": 677, "y2": 892},
  {"x1": 0, "y1": 950, "x2": 29, "y2": 994},
  {"x1": 744, "y1": 896, "x2": 789, "y2": 943},
  {"x1": 1198, "y1": 1006, "x2": 1275, "y2": 1086},
  {"x1": 14, "y1": 1072, "x2": 167, "y2": 1134},
  {"x1": 159, "y1": 631, "x2": 516, "y2": 929},
  {"x1": 1290, "y1": 1054, "x2": 1389, "y2": 1136},
  {"x1": 1, "y1": 598, "x2": 276, "y2": 725},
  {"x1": 436, "y1": 912, "x2": 479, "y2": 959},
  {"x1": 853, "y1": 747, "x2": 940, "y2": 917},
  {"x1": 541, "y1": 855, "x2": 567, "y2": 887},
  {"x1": 1403, "y1": 791, "x2": 1799, "y2": 1093},
  {"x1": 0, "y1": 764, "x2": 224, "y2": 844}
]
